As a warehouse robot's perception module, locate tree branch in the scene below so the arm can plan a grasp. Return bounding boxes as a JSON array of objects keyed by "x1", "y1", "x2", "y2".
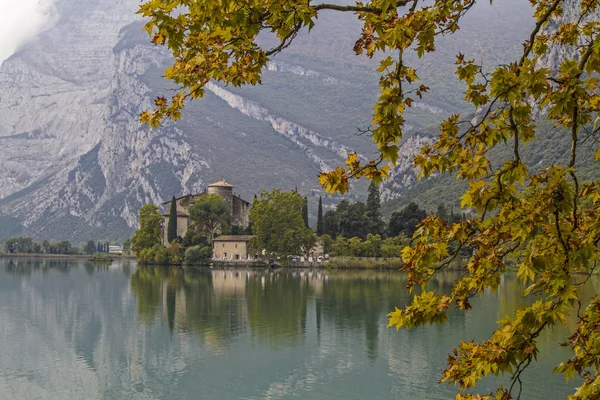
[
  {"x1": 312, "y1": 3, "x2": 383, "y2": 13},
  {"x1": 519, "y1": 0, "x2": 563, "y2": 65}
]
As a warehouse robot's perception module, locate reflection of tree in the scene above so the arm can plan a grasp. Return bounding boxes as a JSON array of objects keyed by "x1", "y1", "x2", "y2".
[
  {"x1": 182, "y1": 269, "x2": 248, "y2": 352},
  {"x1": 121, "y1": 261, "x2": 132, "y2": 277},
  {"x1": 246, "y1": 272, "x2": 309, "y2": 347},
  {"x1": 3, "y1": 258, "x2": 71, "y2": 275},
  {"x1": 319, "y1": 272, "x2": 407, "y2": 362},
  {"x1": 130, "y1": 267, "x2": 249, "y2": 351},
  {"x1": 130, "y1": 267, "x2": 167, "y2": 325}
]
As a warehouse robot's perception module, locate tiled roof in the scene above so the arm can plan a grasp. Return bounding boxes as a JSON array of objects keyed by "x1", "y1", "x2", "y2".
[
  {"x1": 208, "y1": 180, "x2": 234, "y2": 188},
  {"x1": 213, "y1": 235, "x2": 255, "y2": 242},
  {"x1": 162, "y1": 192, "x2": 208, "y2": 205},
  {"x1": 162, "y1": 194, "x2": 194, "y2": 204},
  {"x1": 233, "y1": 195, "x2": 251, "y2": 205}
]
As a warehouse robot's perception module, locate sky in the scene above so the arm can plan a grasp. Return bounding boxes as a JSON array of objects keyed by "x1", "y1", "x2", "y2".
[{"x1": 0, "y1": 0, "x2": 58, "y2": 64}]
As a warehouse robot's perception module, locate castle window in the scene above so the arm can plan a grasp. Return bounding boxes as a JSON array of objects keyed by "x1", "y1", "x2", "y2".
[
  {"x1": 223, "y1": 244, "x2": 225, "y2": 247},
  {"x1": 235, "y1": 244, "x2": 238, "y2": 248}
]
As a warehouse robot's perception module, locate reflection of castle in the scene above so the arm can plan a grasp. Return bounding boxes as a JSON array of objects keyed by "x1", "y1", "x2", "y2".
[{"x1": 162, "y1": 180, "x2": 251, "y2": 244}]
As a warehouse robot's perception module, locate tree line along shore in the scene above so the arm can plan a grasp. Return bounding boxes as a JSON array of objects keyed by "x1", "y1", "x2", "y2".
[
  {"x1": 129, "y1": 183, "x2": 470, "y2": 269},
  {"x1": 0, "y1": 184, "x2": 468, "y2": 269}
]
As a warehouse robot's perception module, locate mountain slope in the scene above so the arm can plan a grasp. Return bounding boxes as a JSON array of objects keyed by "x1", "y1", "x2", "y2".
[{"x1": 0, "y1": 0, "x2": 556, "y2": 241}]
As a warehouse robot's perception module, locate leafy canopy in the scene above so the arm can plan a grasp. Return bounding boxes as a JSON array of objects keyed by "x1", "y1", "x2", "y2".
[
  {"x1": 189, "y1": 193, "x2": 231, "y2": 240},
  {"x1": 131, "y1": 204, "x2": 163, "y2": 254},
  {"x1": 139, "y1": 0, "x2": 600, "y2": 398},
  {"x1": 250, "y1": 189, "x2": 316, "y2": 260}
]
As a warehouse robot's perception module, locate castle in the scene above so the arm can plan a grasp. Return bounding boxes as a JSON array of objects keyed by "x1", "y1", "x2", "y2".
[{"x1": 162, "y1": 180, "x2": 251, "y2": 244}]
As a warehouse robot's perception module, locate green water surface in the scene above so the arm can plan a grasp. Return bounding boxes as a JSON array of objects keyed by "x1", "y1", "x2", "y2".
[{"x1": 0, "y1": 257, "x2": 596, "y2": 399}]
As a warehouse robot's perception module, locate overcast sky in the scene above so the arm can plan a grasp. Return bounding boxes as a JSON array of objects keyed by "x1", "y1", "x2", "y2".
[{"x1": 0, "y1": 0, "x2": 58, "y2": 64}]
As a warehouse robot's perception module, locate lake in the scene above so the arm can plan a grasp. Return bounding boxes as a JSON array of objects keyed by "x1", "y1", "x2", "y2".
[{"x1": 0, "y1": 257, "x2": 595, "y2": 399}]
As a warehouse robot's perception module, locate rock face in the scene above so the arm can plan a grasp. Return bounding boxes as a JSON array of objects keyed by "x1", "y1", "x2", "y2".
[{"x1": 0, "y1": 0, "x2": 536, "y2": 241}]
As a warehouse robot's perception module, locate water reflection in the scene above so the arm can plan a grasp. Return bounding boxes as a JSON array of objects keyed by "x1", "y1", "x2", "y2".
[
  {"x1": 130, "y1": 268, "x2": 412, "y2": 352},
  {"x1": 0, "y1": 258, "x2": 592, "y2": 399},
  {"x1": 3, "y1": 257, "x2": 72, "y2": 275}
]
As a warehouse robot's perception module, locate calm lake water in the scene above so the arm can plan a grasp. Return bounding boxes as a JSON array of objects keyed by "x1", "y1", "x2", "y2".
[{"x1": 0, "y1": 257, "x2": 596, "y2": 399}]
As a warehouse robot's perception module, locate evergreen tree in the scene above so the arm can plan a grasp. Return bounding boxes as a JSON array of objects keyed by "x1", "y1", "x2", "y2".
[
  {"x1": 436, "y1": 203, "x2": 449, "y2": 222},
  {"x1": 84, "y1": 240, "x2": 96, "y2": 254},
  {"x1": 338, "y1": 201, "x2": 371, "y2": 239},
  {"x1": 302, "y1": 197, "x2": 309, "y2": 228},
  {"x1": 365, "y1": 181, "x2": 385, "y2": 236},
  {"x1": 323, "y1": 210, "x2": 338, "y2": 238},
  {"x1": 97, "y1": 241, "x2": 103, "y2": 253},
  {"x1": 316, "y1": 196, "x2": 323, "y2": 236},
  {"x1": 387, "y1": 203, "x2": 427, "y2": 238},
  {"x1": 167, "y1": 195, "x2": 178, "y2": 243}
]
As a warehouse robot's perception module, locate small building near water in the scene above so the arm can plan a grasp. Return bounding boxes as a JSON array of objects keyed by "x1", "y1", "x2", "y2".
[
  {"x1": 108, "y1": 246, "x2": 123, "y2": 254},
  {"x1": 212, "y1": 235, "x2": 256, "y2": 261}
]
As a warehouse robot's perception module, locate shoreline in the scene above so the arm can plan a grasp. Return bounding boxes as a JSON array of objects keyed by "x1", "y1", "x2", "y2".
[{"x1": 0, "y1": 253, "x2": 137, "y2": 260}]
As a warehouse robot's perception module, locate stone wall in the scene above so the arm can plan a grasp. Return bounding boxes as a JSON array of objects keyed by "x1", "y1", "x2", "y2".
[{"x1": 213, "y1": 241, "x2": 253, "y2": 260}]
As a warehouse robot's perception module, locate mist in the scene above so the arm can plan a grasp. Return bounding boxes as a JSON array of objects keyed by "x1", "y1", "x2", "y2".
[{"x1": 0, "y1": 0, "x2": 58, "y2": 64}]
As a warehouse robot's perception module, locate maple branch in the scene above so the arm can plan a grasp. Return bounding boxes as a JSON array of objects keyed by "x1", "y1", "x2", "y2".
[
  {"x1": 312, "y1": 3, "x2": 383, "y2": 13},
  {"x1": 265, "y1": 20, "x2": 302, "y2": 56},
  {"x1": 508, "y1": 356, "x2": 532, "y2": 400}
]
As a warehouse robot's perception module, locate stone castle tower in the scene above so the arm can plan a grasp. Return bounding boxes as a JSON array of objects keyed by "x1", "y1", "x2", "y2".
[{"x1": 207, "y1": 180, "x2": 234, "y2": 207}]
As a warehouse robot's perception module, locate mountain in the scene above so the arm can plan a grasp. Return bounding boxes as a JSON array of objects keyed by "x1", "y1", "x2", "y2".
[{"x1": 0, "y1": 0, "x2": 548, "y2": 241}]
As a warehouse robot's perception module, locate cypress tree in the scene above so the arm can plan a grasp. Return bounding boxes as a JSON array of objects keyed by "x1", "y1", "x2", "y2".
[
  {"x1": 302, "y1": 197, "x2": 309, "y2": 228},
  {"x1": 167, "y1": 195, "x2": 178, "y2": 243},
  {"x1": 366, "y1": 181, "x2": 385, "y2": 235},
  {"x1": 316, "y1": 196, "x2": 324, "y2": 235}
]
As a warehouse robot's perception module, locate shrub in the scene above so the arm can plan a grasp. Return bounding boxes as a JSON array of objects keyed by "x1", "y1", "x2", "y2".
[
  {"x1": 324, "y1": 257, "x2": 403, "y2": 270},
  {"x1": 137, "y1": 247, "x2": 152, "y2": 264},
  {"x1": 184, "y1": 245, "x2": 212, "y2": 266},
  {"x1": 199, "y1": 246, "x2": 212, "y2": 261},
  {"x1": 154, "y1": 246, "x2": 170, "y2": 265},
  {"x1": 183, "y1": 229, "x2": 209, "y2": 247},
  {"x1": 168, "y1": 240, "x2": 185, "y2": 265},
  {"x1": 381, "y1": 244, "x2": 404, "y2": 258}
]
